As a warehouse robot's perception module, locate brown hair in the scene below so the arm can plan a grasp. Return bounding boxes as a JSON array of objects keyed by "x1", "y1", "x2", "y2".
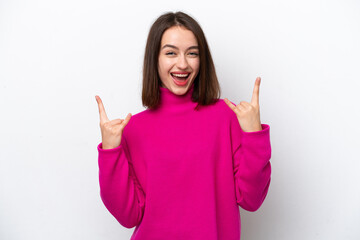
[{"x1": 141, "y1": 11, "x2": 221, "y2": 110}]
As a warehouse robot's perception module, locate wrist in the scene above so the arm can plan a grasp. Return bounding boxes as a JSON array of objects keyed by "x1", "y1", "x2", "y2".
[{"x1": 242, "y1": 124, "x2": 262, "y2": 132}]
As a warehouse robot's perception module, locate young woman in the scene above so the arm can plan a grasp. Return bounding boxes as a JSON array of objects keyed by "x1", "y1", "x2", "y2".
[{"x1": 95, "y1": 11, "x2": 271, "y2": 240}]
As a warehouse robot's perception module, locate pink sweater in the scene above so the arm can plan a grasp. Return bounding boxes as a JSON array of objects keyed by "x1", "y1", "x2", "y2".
[{"x1": 97, "y1": 84, "x2": 271, "y2": 240}]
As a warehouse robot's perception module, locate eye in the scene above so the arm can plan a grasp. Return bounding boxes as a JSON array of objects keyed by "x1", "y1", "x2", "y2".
[
  {"x1": 165, "y1": 52, "x2": 175, "y2": 55},
  {"x1": 188, "y1": 52, "x2": 199, "y2": 56}
]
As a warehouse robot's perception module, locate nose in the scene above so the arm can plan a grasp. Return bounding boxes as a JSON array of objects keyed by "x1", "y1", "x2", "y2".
[{"x1": 176, "y1": 54, "x2": 188, "y2": 69}]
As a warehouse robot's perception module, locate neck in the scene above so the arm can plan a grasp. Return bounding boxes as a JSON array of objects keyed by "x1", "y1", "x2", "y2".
[{"x1": 157, "y1": 84, "x2": 197, "y2": 110}]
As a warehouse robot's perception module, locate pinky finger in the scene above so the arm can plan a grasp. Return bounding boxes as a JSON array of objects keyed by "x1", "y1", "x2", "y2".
[
  {"x1": 121, "y1": 113, "x2": 132, "y2": 127},
  {"x1": 224, "y1": 98, "x2": 238, "y2": 112}
]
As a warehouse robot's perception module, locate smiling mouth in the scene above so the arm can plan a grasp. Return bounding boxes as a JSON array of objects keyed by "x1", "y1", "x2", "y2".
[
  {"x1": 171, "y1": 73, "x2": 190, "y2": 81},
  {"x1": 171, "y1": 73, "x2": 190, "y2": 86}
]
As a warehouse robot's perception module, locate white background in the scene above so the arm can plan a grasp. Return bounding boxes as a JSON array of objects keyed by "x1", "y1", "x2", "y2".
[{"x1": 1, "y1": 0, "x2": 359, "y2": 239}]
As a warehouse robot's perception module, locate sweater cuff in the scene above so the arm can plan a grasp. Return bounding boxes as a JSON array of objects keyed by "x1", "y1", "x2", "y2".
[
  {"x1": 97, "y1": 142, "x2": 123, "y2": 153},
  {"x1": 241, "y1": 124, "x2": 270, "y2": 147},
  {"x1": 242, "y1": 124, "x2": 269, "y2": 135}
]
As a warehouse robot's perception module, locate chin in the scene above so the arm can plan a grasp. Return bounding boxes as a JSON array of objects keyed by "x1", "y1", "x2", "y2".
[
  {"x1": 172, "y1": 82, "x2": 193, "y2": 95},
  {"x1": 170, "y1": 87, "x2": 187, "y2": 95}
]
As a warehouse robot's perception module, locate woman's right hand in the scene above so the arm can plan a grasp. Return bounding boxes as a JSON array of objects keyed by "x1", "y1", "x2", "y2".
[{"x1": 95, "y1": 95, "x2": 132, "y2": 149}]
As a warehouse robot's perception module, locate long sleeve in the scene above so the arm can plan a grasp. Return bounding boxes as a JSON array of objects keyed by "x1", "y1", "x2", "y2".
[
  {"x1": 231, "y1": 121, "x2": 272, "y2": 212},
  {"x1": 97, "y1": 135, "x2": 145, "y2": 228}
]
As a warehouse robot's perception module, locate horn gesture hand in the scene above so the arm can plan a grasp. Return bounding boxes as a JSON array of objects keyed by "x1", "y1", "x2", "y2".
[
  {"x1": 224, "y1": 77, "x2": 262, "y2": 132},
  {"x1": 95, "y1": 95, "x2": 132, "y2": 149}
]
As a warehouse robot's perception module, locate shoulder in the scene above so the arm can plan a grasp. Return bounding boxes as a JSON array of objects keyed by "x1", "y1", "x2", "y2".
[
  {"x1": 122, "y1": 108, "x2": 152, "y2": 138},
  {"x1": 192, "y1": 98, "x2": 238, "y2": 130},
  {"x1": 210, "y1": 98, "x2": 238, "y2": 120},
  {"x1": 128, "y1": 108, "x2": 152, "y2": 122}
]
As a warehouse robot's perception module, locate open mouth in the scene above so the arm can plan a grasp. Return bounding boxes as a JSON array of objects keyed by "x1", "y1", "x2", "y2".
[
  {"x1": 171, "y1": 73, "x2": 190, "y2": 86},
  {"x1": 171, "y1": 73, "x2": 190, "y2": 81}
]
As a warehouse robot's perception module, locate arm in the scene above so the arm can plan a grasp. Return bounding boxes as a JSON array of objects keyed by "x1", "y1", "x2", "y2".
[
  {"x1": 224, "y1": 77, "x2": 271, "y2": 211},
  {"x1": 232, "y1": 123, "x2": 271, "y2": 211},
  {"x1": 97, "y1": 135, "x2": 145, "y2": 228}
]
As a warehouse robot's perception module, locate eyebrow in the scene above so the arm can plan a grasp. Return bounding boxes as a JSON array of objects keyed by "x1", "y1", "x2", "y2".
[{"x1": 161, "y1": 44, "x2": 199, "y2": 51}]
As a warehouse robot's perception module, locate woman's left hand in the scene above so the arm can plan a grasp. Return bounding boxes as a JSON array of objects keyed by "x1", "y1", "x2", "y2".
[{"x1": 224, "y1": 77, "x2": 262, "y2": 132}]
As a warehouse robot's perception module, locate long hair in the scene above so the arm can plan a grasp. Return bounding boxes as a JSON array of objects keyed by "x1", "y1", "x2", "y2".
[{"x1": 142, "y1": 11, "x2": 221, "y2": 110}]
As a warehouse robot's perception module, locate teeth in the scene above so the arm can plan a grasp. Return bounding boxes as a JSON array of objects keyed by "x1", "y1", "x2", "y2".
[{"x1": 172, "y1": 73, "x2": 189, "y2": 77}]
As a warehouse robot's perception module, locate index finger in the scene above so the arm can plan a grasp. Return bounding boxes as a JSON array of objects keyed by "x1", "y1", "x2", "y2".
[
  {"x1": 95, "y1": 95, "x2": 109, "y2": 123},
  {"x1": 251, "y1": 77, "x2": 261, "y2": 106}
]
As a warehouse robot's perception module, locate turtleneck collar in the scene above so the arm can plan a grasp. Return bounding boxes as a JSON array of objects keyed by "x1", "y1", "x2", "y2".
[{"x1": 158, "y1": 84, "x2": 197, "y2": 110}]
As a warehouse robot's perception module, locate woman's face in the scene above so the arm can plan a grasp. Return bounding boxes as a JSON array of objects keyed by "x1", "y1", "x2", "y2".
[{"x1": 158, "y1": 26, "x2": 200, "y2": 95}]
